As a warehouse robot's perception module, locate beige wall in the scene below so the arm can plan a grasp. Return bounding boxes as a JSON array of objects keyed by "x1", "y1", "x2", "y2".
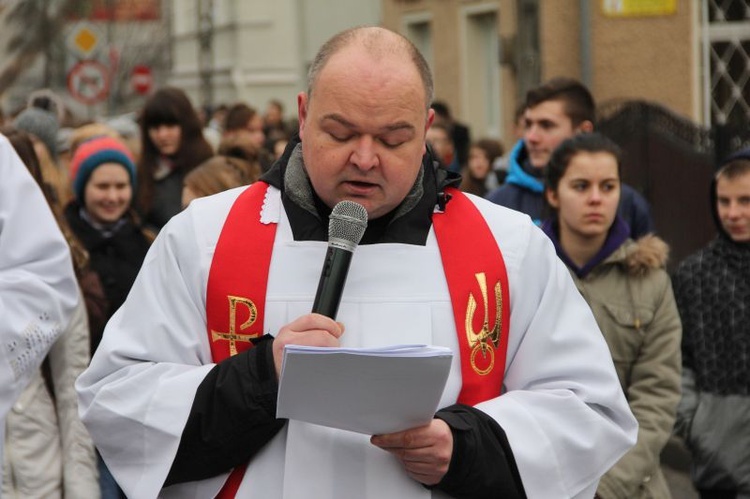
[
  {"x1": 590, "y1": 2, "x2": 696, "y2": 118},
  {"x1": 384, "y1": 0, "x2": 700, "y2": 142},
  {"x1": 383, "y1": 0, "x2": 464, "y2": 117},
  {"x1": 383, "y1": 0, "x2": 514, "y2": 143},
  {"x1": 539, "y1": 0, "x2": 696, "y2": 119},
  {"x1": 539, "y1": 0, "x2": 582, "y2": 81}
]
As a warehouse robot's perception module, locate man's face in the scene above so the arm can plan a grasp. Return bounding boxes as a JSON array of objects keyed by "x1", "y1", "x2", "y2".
[
  {"x1": 716, "y1": 171, "x2": 750, "y2": 243},
  {"x1": 523, "y1": 100, "x2": 578, "y2": 169},
  {"x1": 298, "y1": 45, "x2": 433, "y2": 220}
]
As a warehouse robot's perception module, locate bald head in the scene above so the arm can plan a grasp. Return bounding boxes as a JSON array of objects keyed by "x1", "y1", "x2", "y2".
[{"x1": 306, "y1": 26, "x2": 434, "y2": 112}]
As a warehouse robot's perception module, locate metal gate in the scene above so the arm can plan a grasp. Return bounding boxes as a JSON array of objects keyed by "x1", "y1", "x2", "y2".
[
  {"x1": 598, "y1": 99, "x2": 749, "y2": 271},
  {"x1": 703, "y1": 0, "x2": 750, "y2": 130}
]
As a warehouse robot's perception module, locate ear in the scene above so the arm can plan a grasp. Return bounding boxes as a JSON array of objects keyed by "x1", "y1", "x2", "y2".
[
  {"x1": 422, "y1": 108, "x2": 435, "y2": 155},
  {"x1": 426, "y1": 108, "x2": 435, "y2": 131},
  {"x1": 576, "y1": 120, "x2": 594, "y2": 134},
  {"x1": 545, "y1": 188, "x2": 560, "y2": 209},
  {"x1": 297, "y1": 92, "x2": 309, "y2": 141}
]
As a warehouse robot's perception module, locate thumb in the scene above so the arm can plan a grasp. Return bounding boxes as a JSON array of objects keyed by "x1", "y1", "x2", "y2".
[{"x1": 333, "y1": 321, "x2": 346, "y2": 338}]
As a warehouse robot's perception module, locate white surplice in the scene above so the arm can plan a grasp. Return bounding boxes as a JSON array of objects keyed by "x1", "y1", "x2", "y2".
[
  {"x1": 77, "y1": 185, "x2": 637, "y2": 499},
  {"x1": 0, "y1": 134, "x2": 79, "y2": 473}
]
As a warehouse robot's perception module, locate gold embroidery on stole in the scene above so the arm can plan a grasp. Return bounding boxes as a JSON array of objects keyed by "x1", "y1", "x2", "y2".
[
  {"x1": 211, "y1": 295, "x2": 259, "y2": 356},
  {"x1": 465, "y1": 272, "x2": 502, "y2": 375}
]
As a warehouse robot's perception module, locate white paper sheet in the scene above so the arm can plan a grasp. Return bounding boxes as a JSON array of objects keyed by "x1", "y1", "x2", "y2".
[{"x1": 276, "y1": 344, "x2": 453, "y2": 435}]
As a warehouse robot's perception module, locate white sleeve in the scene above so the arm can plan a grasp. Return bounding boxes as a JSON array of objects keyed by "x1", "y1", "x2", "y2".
[
  {"x1": 0, "y1": 135, "x2": 78, "y2": 428},
  {"x1": 478, "y1": 213, "x2": 638, "y2": 498},
  {"x1": 76, "y1": 202, "x2": 224, "y2": 499}
]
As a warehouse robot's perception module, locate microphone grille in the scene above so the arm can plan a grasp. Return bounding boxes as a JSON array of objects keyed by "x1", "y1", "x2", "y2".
[{"x1": 329, "y1": 201, "x2": 368, "y2": 245}]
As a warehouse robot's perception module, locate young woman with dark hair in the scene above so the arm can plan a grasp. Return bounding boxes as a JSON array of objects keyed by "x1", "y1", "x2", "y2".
[
  {"x1": 542, "y1": 133, "x2": 682, "y2": 499},
  {"x1": 137, "y1": 86, "x2": 214, "y2": 229}
]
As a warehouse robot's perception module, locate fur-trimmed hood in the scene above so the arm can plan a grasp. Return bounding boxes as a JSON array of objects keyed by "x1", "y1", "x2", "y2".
[{"x1": 620, "y1": 234, "x2": 670, "y2": 275}]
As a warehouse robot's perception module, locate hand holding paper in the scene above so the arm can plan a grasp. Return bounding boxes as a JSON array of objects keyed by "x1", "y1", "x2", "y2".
[
  {"x1": 276, "y1": 344, "x2": 453, "y2": 435},
  {"x1": 371, "y1": 418, "x2": 453, "y2": 485},
  {"x1": 271, "y1": 314, "x2": 344, "y2": 377}
]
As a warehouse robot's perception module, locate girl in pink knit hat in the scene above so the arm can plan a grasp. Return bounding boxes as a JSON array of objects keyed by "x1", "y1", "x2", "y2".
[{"x1": 65, "y1": 135, "x2": 154, "y2": 498}]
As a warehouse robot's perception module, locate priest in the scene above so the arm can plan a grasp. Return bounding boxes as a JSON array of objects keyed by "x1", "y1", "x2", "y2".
[{"x1": 77, "y1": 26, "x2": 637, "y2": 499}]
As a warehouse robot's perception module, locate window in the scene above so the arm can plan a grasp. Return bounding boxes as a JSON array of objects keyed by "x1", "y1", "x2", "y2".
[
  {"x1": 403, "y1": 15, "x2": 433, "y2": 71},
  {"x1": 462, "y1": 7, "x2": 501, "y2": 138},
  {"x1": 704, "y1": 0, "x2": 750, "y2": 126}
]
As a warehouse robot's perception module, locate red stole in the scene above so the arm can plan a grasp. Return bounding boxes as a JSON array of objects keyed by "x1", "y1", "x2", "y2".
[{"x1": 206, "y1": 183, "x2": 509, "y2": 498}]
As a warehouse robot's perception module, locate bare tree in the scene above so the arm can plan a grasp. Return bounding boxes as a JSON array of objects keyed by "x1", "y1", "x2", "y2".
[
  {"x1": 0, "y1": 0, "x2": 74, "y2": 96},
  {"x1": 0, "y1": 0, "x2": 170, "y2": 116}
]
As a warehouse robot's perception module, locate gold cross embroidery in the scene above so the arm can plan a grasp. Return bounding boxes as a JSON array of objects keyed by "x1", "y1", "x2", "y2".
[
  {"x1": 465, "y1": 272, "x2": 502, "y2": 375},
  {"x1": 211, "y1": 295, "x2": 259, "y2": 356}
]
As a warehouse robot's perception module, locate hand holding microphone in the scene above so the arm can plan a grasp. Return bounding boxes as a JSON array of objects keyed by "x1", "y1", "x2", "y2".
[
  {"x1": 312, "y1": 200, "x2": 368, "y2": 319},
  {"x1": 272, "y1": 200, "x2": 368, "y2": 377}
]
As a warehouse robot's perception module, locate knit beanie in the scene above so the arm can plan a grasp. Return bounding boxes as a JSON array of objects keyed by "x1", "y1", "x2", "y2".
[
  {"x1": 70, "y1": 136, "x2": 137, "y2": 201},
  {"x1": 13, "y1": 107, "x2": 60, "y2": 160}
]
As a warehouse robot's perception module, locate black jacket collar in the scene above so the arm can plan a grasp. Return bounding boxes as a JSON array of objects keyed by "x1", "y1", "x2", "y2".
[{"x1": 260, "y1": 134, "x2": 460, "y2": 245}]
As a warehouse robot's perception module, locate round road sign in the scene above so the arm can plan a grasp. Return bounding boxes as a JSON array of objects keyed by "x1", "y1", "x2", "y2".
[
  {"x1": 67, "y1": 60, "x2": 110, "y2": 105},
  {"x1": 131, "y1": 64, "x2": 153, "y2": 95}
]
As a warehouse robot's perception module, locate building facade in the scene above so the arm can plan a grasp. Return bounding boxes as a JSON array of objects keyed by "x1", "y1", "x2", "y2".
[
  {"x1": 382, "y1": 0, "x2": 749, "y2": 148},
  {"x1": 169, "y1": 0, "x2": 381, "y2": 117},
  {"x1": 2, "y1": 1, "x2": 745, "y2": 144},
  {"x1": 0, "y1": 0, "x2": 170, "y2": 120}
]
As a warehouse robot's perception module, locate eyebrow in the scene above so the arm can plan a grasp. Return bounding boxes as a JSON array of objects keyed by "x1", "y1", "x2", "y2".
[
  {"x1": 529, "y1": 118, "x2": 557, "y2": 126},
  {"x1": 321, "y1": 113, "x2": 416, "y2": 133},
  {"x1": 567, "y1": 176, "x2": 619, "y2": 183},
  {"x1": 717, "y1": 195, "x2": 750, "y2": 200}
]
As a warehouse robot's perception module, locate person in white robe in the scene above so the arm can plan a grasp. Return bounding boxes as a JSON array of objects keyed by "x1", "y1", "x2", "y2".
[
  {"x1": 77, "y1": 27, "x2": 637, "y2": 499},
  {"x1": 0, "y1": 133, "x2": 79, "y2": 470}
]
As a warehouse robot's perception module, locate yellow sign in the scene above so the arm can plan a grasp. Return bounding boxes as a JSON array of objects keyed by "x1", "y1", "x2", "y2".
[
  {"x1": 66, "y1": 23, "x2": 102, "y2": 58},
  {"x1": 74, "y1": 28, "x2": 98, "y2": 54},
  {"x1": 602, "y1": 0, "x2": 677, "y2": 17}
]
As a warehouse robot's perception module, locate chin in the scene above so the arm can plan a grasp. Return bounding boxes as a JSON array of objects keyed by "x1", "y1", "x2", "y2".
[
  {"x1": 529, "y1": 159, "x2": 548, "y2": 170},
  {"x1": 159, "y1": 146, "x2": 178, "y2": 156},
  {"x1": 579, "y1": 228, "x2": 608, "y2": 239},
  {"x1": 95, "y1": 210, "x2": 127, "y2": 224}
]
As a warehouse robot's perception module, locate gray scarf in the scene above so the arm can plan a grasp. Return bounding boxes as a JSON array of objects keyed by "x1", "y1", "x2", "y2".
[{"x1": 283, "y1": 143, "x2": 425, "y2": 222}]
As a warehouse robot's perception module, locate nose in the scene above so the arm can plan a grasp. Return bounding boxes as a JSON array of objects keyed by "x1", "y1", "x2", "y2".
[
  {"x1": 155, "y1": 125, "x2": 171, "y2": 139},
  {"x1": 525, "y1": 124, "x2": 540, "y2": 143},
  {"x1": 726, "y1": 201, "x2": 740, "y2": 219},
  {"x1": 589, "y1": 186, "x2": 602, "y2": 203},
  {"x1": 104, "y1": 187, "x2": 120, "y2": 202},
  {"x1": 350, "y1": 135, "x2": 379, "y2": 171}
]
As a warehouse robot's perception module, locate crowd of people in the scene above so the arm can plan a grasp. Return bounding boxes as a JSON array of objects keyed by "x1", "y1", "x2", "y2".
[{"x1": 0, "y1": 25, "x2": 747, "y2": 499}]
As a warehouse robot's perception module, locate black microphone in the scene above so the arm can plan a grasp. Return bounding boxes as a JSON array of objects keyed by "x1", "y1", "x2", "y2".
[{"x1": 312, "y1": 200, "x2": 368, "y2": 319}]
